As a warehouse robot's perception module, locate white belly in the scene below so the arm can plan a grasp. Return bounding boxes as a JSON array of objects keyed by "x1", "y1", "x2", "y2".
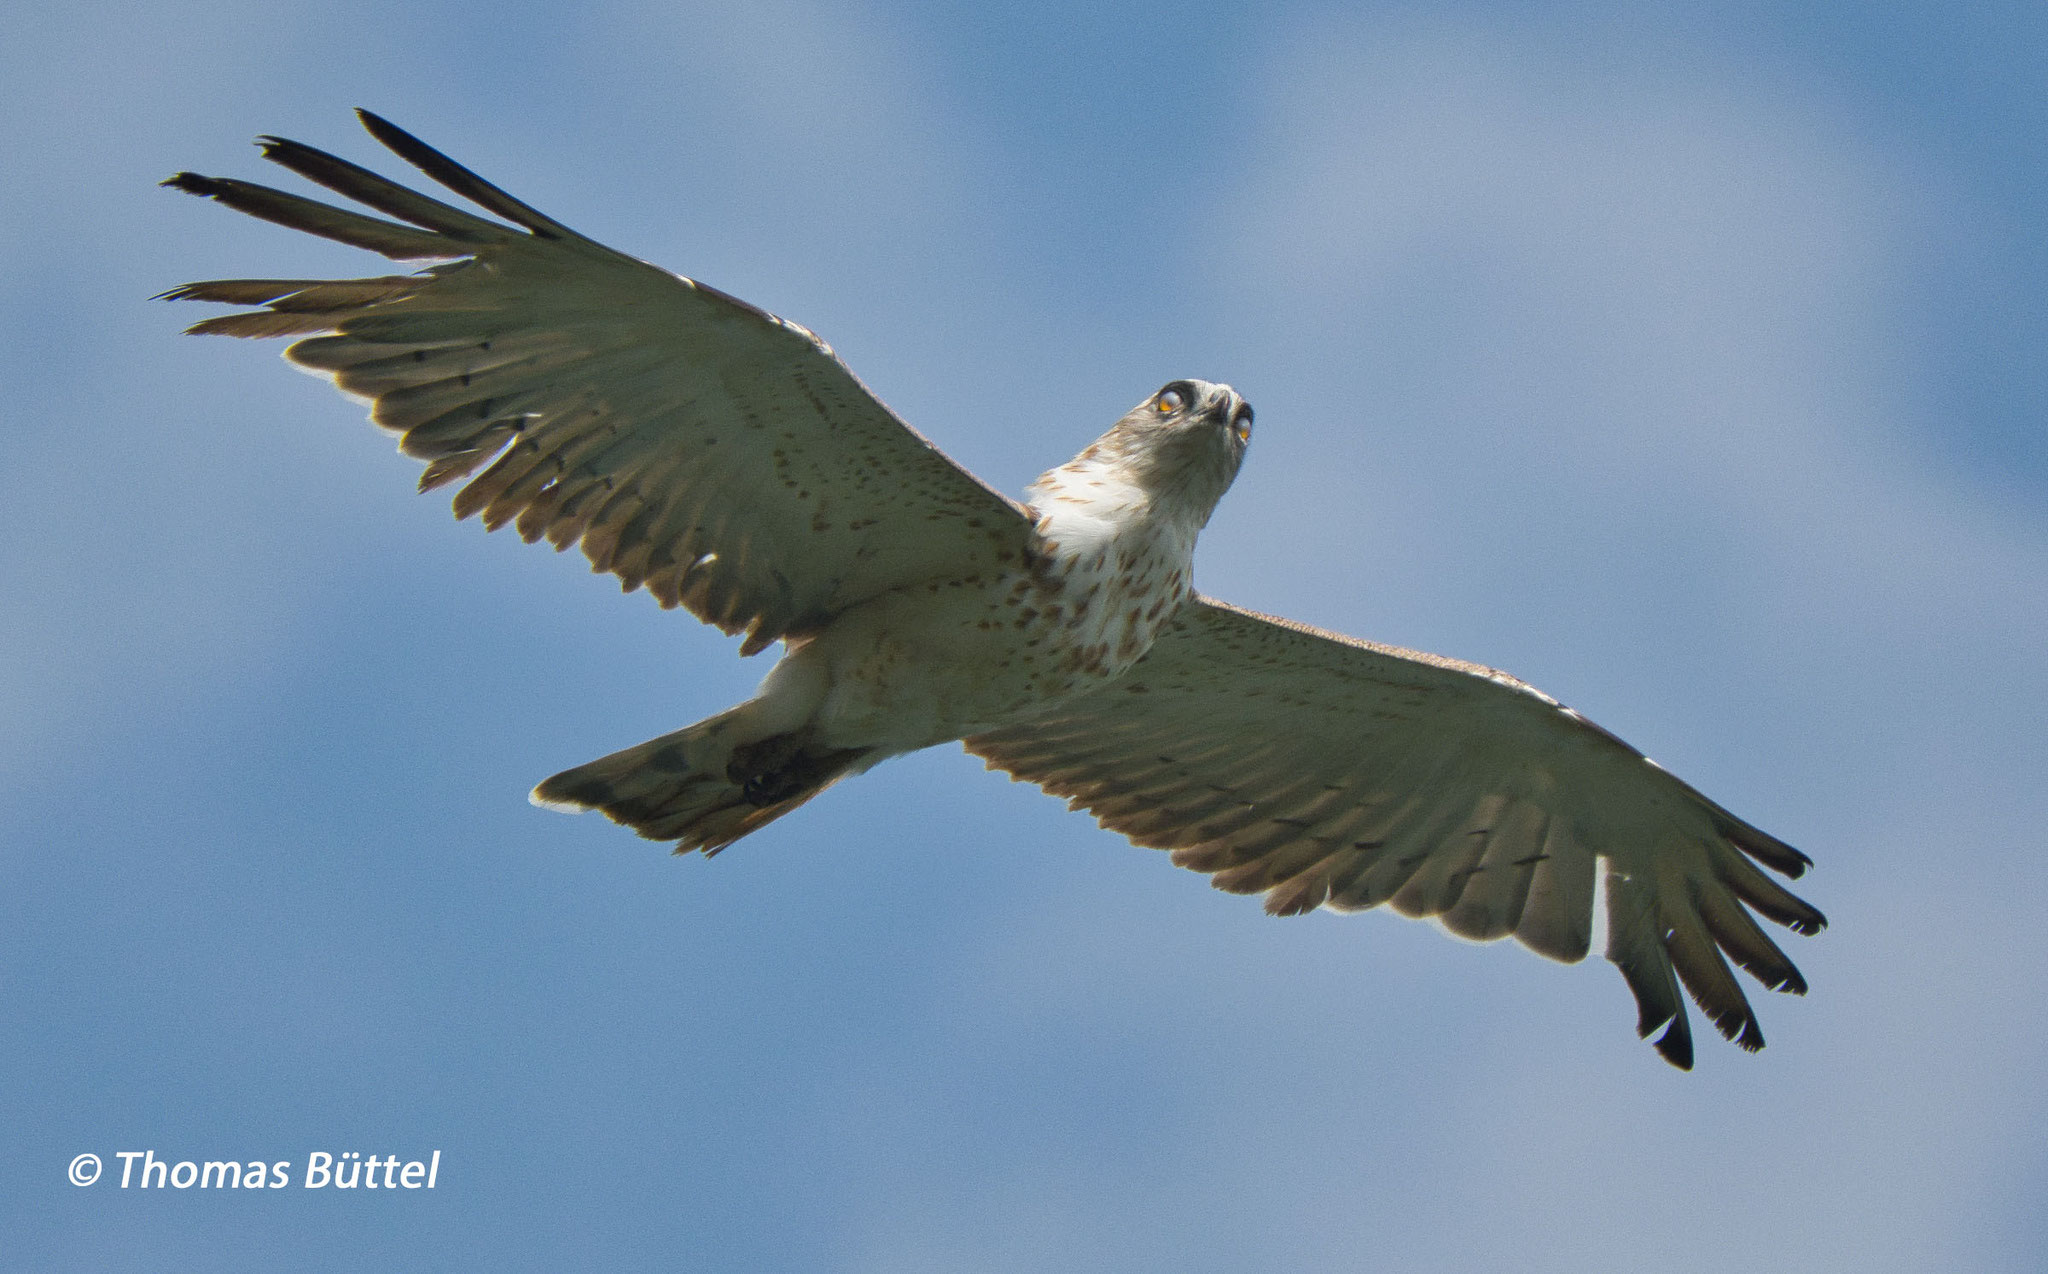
[{"x1": 775, "y1": 541, "x2": 1191, "y2": 756}]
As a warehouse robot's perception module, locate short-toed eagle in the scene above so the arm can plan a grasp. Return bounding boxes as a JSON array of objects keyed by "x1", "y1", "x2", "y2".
[{"x1": 164, "y1": 112, "x2": 1824, "y2": 1068}]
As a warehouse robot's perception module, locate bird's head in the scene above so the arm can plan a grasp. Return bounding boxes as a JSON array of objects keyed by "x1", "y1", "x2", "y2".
[
  {"x1": 1028, "y1": 379, "x2": 1253, "y2": 536},
  {"x1": 1103, "y1": 378, "x2": 1253, "y2": 517}
]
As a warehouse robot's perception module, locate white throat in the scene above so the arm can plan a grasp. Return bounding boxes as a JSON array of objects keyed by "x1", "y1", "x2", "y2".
[{"x1": 1020, "y1": 450, "x2": 1202, "y2": 674}]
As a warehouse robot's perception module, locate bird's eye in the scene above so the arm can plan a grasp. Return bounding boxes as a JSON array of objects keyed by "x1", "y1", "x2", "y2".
[
  {"x1": 1233, "y1": 406, "x2": 1253, "y2": 444},
  {"x1": 1156, "y1": 388, "x2": 1185, "y2": 414}
]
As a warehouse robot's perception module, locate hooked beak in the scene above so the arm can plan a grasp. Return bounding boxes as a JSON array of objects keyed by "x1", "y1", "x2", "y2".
[{"x1": 1201, "y1": 389, "x2": 1252, "y2": 442}]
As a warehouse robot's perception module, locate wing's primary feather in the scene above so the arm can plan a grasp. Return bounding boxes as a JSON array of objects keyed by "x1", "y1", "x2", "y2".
[
  {"x1": 967, "y1": 597, "x2": 1825, "y2": 1069},
  {"x1": 162, "y1": 111, "x2": 1032, "y2": 655}
]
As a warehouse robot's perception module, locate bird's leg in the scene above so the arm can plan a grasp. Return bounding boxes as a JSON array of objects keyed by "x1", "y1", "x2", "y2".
[{"x1": 727, "y1": 733, "x2": 868, "y2": 807}]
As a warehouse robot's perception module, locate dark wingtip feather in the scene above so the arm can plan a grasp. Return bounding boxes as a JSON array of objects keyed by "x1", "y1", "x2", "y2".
[
  {"x1": 160, "y1": 168, "x2": 455, "y2": 259},
  {"x1": 162, "y1": 171, "x2": 223, "y2": 196},
  {"x1": 252, "y1": 132, "x2": 508, "y2": 242},
  {"x1": 1714, "y1": 812, "x2": 1813, "y2": 879},
  {"x1": 1704, "y1": 1004, "x2": 1762, "y2": 1047},
  {"x1": 1774, "y1": 901, "x2": 1828, "y2": 937},
  {"x1": 1651, "y1": 1019, "x2": 1695, "y2": 1070},
  {"x1": 352, "y1": 109, "x2": 576, "y2": 240}
]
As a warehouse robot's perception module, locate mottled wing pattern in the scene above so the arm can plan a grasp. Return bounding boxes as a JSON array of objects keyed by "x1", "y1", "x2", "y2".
[
  {"x1": 162, "y1": 111, "x2": 1031, "y2": 653},
  {"x1": 966, "y1": 597, "x2": 1826, "y2": 1068}
]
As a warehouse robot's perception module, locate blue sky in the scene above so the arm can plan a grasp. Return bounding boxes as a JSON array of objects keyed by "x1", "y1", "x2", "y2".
[{"x1": 5, "y1": 1, "x2": 2045, "y2": 1268}]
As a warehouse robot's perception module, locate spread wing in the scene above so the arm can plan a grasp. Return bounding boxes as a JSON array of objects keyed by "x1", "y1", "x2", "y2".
[
  {"x1": 966, "y1": 597, "x2": 1826, "y2": 1069},
  {"x1": 162, "y1": 110, "x2": 1031, "y2": 654}
]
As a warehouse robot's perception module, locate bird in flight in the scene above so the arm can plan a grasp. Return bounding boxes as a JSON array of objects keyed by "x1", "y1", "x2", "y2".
[{"x1": 164, "y1": 111, "x2": 1824, "y2": 1068}]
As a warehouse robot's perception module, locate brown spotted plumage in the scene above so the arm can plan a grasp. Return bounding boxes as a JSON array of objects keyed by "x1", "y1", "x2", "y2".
[{"x1": 166, "y1": 112, "x2": 1822, "y2": 1069}]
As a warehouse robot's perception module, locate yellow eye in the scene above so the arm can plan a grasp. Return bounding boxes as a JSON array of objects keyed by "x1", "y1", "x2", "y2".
[
  {"x1": 1233, "y1": 418, "x2": 1252, "y2": 444},
  {"x1": 1156, "y1": 388, "x2": 1185, "y2": 413}
]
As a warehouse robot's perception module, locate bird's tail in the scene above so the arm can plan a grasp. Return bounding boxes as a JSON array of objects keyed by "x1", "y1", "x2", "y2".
[{"x1": 531, "y1": 710, "x2": 869, "y2": 854}]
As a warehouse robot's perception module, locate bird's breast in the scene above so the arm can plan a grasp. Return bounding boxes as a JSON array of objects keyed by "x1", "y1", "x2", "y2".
[
  {"x1": 1021, "y1": 530, "x2": 1193, "y2": 686},
  {"x1": 801, "y1": 528, "x2": 1196, "y2": 752}
]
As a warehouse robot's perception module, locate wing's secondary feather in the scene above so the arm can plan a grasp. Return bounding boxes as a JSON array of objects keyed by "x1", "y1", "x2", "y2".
[
  {"x1": 163, "y1": 110, "x2": 1031, "y2": 654},
  {"x1": 967, "y1": 596, "x2": 1826, "y2": 1068}
]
